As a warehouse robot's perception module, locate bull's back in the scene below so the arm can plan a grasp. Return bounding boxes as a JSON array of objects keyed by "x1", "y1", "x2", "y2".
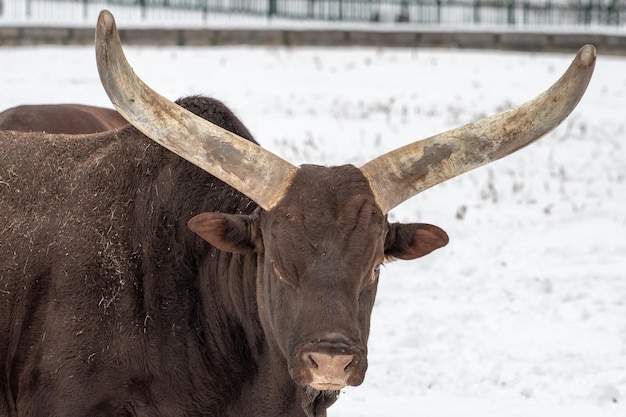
[{"x1": 0, "y1": 104, "x2": 127, "y2": 134}]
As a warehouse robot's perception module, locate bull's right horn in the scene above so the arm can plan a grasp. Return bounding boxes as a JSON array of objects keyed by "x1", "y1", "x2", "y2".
[
  {"x1": 360, "y1": 45, "x2": 596, "y2": 214},
  {"x1": 95, "y1": 10, "x2": 298, "y2": 211}
]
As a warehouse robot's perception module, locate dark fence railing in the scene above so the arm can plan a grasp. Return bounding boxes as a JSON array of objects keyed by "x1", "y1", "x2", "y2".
[{"x1": 4, "y1": 0, "x2": 626, "y2": 27}]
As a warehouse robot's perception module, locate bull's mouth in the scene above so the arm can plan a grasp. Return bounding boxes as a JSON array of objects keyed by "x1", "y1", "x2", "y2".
[
  {"x1": 292, "y1": 369, "x2": 351, "y2": 392},
  {"x1": 308, "y1": 382, "x2": 346, "y2": 391}
]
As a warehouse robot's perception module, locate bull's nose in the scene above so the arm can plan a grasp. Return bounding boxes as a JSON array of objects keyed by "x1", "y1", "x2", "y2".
[
  {"x1": 306, "y1": 351, "x2": 355, "y2": 372},
  {"x1": 303, "y1": 351, "x2": 356, "y2": 390}
]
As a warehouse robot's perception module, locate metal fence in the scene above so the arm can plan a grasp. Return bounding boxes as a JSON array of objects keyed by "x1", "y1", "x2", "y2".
[{"x1": 3, "y1": 0, "x2": 626, "y2": 27}]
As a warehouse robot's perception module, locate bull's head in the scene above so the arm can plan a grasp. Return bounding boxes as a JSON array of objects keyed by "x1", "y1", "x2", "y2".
[{"x1": 95, "y1": 10, "x2": 595, "y2": 394}]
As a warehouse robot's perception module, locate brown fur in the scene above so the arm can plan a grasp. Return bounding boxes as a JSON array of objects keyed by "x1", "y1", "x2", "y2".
[{"x1": 0, "y1": 96, "x2": 448, "y2": 417}]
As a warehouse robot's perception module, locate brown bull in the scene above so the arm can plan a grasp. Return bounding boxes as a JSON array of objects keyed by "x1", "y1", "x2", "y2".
[
  {"x1": 0, "y1": 10, "x2": 595, "y2": 417},
  {"x1": 0, "y1": 103, "x2": 127, "y2": 133}
]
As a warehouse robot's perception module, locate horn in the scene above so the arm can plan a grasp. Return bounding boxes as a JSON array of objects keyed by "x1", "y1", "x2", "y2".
[
  {"x1": 95, "y1": 10, "x2": 298, "y2": 211},
  {"x1": 360, "y1": 45, "x2": 596, "y2": 214}
]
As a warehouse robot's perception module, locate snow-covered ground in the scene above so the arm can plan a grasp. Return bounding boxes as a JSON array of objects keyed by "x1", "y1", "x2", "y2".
[{"x1": 1, "y1": 43, "x2": 624, "y2": 416}]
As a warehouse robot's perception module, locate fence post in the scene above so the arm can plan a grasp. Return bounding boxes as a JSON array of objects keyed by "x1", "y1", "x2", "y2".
[
  {"x1": 437, "y1": 0, "x2": 442, "y2": 23},
  {"x1": 202, "y1": 0, "x2": 208, "y2": 22},
  {"x1": 507, "y1": 0, "x2": 515, "y2": 25},
  {"x1": 139, "y1": 0, "x2": 147, "y2": 20},
  {"x1": 473, "y1": 0, "x2": 480, "y2": 24},
  {"x1": 398, "y1": 0, "x2": 409, "y2": 22},
  {"x1": 268, "y1": 0, "x2": 277, "y2": 17}
]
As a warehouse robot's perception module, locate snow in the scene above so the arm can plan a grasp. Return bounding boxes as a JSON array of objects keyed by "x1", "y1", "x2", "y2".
[{"x1": 1, "y1": 44, "x2": 625, "y2": 416}]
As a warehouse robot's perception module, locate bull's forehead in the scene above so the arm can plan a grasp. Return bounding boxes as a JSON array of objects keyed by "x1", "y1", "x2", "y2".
[{"x1": 267, "y1": 164, "x2": 386, "y2": 261}]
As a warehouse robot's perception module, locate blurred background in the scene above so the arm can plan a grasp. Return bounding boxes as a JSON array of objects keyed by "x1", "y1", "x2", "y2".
[{"x1": 0, "y1": 0, "x2": 625, "y2": 28}]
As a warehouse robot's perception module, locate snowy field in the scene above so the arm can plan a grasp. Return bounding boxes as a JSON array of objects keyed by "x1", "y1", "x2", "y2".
[{"x1": 1, "y1": 43, "x2": 625, "y2": 416}]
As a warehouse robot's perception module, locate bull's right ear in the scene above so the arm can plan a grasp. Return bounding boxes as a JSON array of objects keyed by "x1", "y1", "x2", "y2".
[
  {"x1": 385, "y1": 223, "x2": 449, "y2": 261},
  {"x1": 188, "y1": 213, "x2": 258, "y2": 253}
]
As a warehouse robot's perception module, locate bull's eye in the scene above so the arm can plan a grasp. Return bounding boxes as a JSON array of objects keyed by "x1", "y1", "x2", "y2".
[
  {"x1": 272, "y1": 262, "x2": 283, "y2": 279},
  {"x1": 368, "y1": 263, "x2": 383, "y2": 285},
  {"x1": 272, "y1": 262, "x2": 295, "y2": 288},
  {"x1": 360, "y1": 264, "x2": 382, "y2": 295}
]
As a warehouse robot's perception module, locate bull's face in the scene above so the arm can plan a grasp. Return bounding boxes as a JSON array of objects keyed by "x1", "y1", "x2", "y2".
[{"x1": 188, "y1": 164, "x2": 449, "y2": 391}]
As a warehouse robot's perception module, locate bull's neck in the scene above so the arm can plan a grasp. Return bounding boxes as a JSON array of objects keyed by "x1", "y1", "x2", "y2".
[
  {"x1": 132, "y1": 150, "x2": 331, "y2": 416},
  {"x1": 195, "y1": 246, "x2": 316, "y2": 416},
  {"x1": 128, "y1": 148, "x2": 262, "y2": 403}
]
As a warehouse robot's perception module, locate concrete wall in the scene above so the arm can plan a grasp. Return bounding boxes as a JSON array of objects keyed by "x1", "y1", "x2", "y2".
[{"x1": 1, "y1": 25, "x2": 625, "y2": 55}]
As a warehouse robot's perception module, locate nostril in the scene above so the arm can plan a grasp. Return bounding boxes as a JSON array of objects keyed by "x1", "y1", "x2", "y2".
[
  {"x1": 341, "y1": 355, "x2": 355, "y2": 372},
  {"x1": 342, "y1": 356, "x2": 355, "y2": 372},
  {"x1": 304, "y1": 352, "x2": 319, "y2": 369}
]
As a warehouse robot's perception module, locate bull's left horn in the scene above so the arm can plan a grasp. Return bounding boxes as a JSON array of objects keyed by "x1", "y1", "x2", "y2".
[
  {"x1": 95, "y1": 10, "x2": 298, "y2": 211},
  {"x1": 360, "y1": 45, "x2": 596, "y2": 214}
]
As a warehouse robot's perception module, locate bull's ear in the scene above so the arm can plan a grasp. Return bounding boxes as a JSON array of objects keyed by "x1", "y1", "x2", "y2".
[
  {"x1": 188, "y1": 213, "x2": 258, "y2": 253},
  {"x1": 385, "y1": 223, "x2": 449, "y2": 261}
]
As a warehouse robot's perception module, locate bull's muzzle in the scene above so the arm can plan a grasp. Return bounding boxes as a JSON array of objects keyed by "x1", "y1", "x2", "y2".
[
  {"x1": 303, "y1": 351, "x2": 356, "y2": 390},
  {"x1": 295, "y1": 336, "x2": 366, "y2": 390}
]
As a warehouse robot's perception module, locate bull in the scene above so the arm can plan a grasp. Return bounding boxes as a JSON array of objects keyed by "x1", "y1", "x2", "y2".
[
  {"x1": 0, "y1": 103, "x2": 126, "y2": 133},
  {"x1": 0, "y1": 10, "x2": 595, "y2": 417}
]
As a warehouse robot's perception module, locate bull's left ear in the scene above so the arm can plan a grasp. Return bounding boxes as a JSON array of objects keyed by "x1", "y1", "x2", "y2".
[
  {"x1": 385, "y1": 223, "x2": 449, "y2": 261},
  {"x1": 188, "y1": 212, "x2": 258, "y2": 253}
]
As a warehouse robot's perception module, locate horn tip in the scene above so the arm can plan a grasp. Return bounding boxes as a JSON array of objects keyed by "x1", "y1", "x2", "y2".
[
  {"x1": 578, "y1": 44, "x2": 597, "y2": 67},
  {"x1": 97, "y1": 9, "x2": 116, "y2": 31}
]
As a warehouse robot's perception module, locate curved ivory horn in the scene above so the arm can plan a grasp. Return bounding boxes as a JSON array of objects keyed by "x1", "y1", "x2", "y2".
[
  {"x1": 95, "y1": 10, "x2": 298, "y2": 211},
  {"x1": 360, "y1": 45, "x2": 596, "y2": 214}
]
